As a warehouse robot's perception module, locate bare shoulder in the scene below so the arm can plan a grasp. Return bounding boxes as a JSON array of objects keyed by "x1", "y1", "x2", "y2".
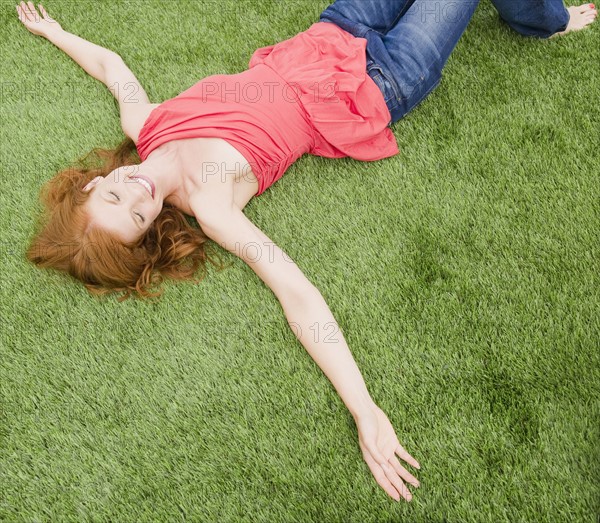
[{"x1": 123, "y1": 102, "x2": 162, "y2": 145}]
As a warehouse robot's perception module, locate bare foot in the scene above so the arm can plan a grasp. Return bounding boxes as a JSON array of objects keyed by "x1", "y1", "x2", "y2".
[{"x1": 551, "y1": 3, "x2": 597, "y2": 37}]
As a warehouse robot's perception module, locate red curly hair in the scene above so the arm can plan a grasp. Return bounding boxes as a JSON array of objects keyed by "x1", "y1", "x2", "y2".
[{"x1": 26, "y1": 137, "x2": 227, "y2": 301}]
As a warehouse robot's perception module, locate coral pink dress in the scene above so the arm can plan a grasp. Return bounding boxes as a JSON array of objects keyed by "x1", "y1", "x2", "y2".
[{"x1": 136, "y1": 21, "x2": 399, "y2": 196}]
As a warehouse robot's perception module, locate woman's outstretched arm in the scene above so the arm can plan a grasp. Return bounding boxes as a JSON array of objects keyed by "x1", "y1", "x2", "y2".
[
  {"x1": 16, "y1": 2, "x2": 152, "y2": 138},
  {"x1": 17, "y1": 2, "x2": 115, "y2": 82},
  {"x1": 191, "y1": 190, "x2": 421, "y2": 502}
]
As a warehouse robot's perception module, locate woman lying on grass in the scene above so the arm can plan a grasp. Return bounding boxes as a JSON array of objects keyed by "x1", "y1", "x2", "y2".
[{"x1": 17, "y1": 0, "x2": 596, "y2": 503}]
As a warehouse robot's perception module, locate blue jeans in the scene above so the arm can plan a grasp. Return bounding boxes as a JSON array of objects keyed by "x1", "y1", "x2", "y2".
[{"x1": 318, "y1": 0, "x2": 570, "y2": 126}]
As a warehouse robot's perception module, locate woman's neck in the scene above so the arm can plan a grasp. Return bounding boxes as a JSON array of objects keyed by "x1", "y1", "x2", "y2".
[{"x1": 137, "y1": 145, "x2": 184, "y2": 204}]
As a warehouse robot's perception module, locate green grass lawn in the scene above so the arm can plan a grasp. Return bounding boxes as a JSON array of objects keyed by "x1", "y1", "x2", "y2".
[{"x1": 1, "y1": 0, "x2": 599, "y2": 521}]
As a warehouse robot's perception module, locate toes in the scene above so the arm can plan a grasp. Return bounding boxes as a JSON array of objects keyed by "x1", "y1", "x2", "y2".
[{"x1": 578, "y1": 3, "x2": 595, "y2": 13}]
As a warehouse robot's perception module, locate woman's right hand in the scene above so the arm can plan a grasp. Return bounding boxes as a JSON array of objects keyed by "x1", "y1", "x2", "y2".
[{"x1": 16, "y1": 2, "x2": 63, "y2": 39}]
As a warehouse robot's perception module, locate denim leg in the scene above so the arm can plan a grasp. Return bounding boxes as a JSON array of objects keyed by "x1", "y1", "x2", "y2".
[
  {"x1": 365, "y1": 0, "x2": 479, "y2": 125},
  {"x1": 490, "y1": 0, "x2": 570, "y2": 38},
  {"x1": 319, "y1": 0, "x2": 417, "y2": 36}
]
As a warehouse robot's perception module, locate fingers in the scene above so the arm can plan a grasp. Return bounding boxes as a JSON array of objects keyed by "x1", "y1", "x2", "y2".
[
  {"x1": 362, "y1": 444, "x2": 417, "y2": 502},
  {"x1": 17, "y1": 1, "x2": 38, "y2": 22},
  {"x1": 363, "y1": 451, "x2": 406, "y2": 502},
  {"x1": 389, "y1": 454, "x2": 420, "y2": 488},
  {"x1": 395, "y1": 443, "x2": 421, "y2": 470},
  {"x1": 39, "y1": 3, "x2": 50, "y2": 19},
  {"x1": 17, "y1": 2, "x2": 32, "y2": 23},
  {"x1": 381, "y1": 462, "x2": 413, "y2": 502},
  {"x1": 25, "y1": 1, "x2": 34, "y2": 21}
]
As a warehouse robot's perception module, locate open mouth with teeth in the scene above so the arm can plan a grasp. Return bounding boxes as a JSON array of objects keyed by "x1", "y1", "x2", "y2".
[{"x1": 128, "y1": 175, "x2": 155, "y2": 199}]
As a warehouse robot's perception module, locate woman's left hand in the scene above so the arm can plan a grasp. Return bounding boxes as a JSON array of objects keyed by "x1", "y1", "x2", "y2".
[{"x1": 355, "y1": 402, "x2": 421, "y2": 502}]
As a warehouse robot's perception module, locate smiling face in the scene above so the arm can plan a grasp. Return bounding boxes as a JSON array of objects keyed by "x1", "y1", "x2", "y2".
[{"x1": 83, "y1": 166, "x2": 162, "y2": 243}]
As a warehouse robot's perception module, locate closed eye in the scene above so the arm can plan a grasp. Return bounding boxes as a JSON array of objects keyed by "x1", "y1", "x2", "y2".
[{"x1": 109, "y1": 190, "x2": 144, "y2": 224}]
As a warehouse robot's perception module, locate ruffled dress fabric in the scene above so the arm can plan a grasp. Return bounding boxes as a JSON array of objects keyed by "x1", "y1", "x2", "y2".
[{"x1": 249, "y1": 21, "x2": 399, "y2": 161}]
